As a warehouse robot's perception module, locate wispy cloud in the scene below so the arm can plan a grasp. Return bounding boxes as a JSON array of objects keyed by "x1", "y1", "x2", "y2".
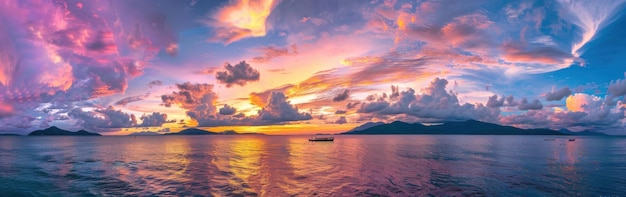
[{"x1": 557, "y1": 0, "x2": 626, "y2": 56}]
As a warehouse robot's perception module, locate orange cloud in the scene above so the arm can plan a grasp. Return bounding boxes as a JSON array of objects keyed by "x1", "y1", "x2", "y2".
[
  {"x1": 441, "y1": 14, "x2": 493, "y2": 47},
  {"x1": 565, "y1": 93, "x2": 602, "y2": 112},
  {"x1": 207, "y1": 0, "x2": 280, "y2": 44},
  {"x1": 251, "y1": 44, "x2": 297, "y2": 63},
  {"x1": 249, "y1": 85, "x2": 294, "y2": 107}
]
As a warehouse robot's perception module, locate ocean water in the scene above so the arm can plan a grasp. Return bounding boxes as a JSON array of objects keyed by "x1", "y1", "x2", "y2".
[{"x1": 0, "y1": 135, "x2": 625, "y2": 196}]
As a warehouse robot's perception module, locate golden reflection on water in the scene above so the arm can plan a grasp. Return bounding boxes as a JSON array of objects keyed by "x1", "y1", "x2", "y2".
[
  {"x1": 163, "y1": 138, "x2": 191, "y2": 179},
  {"x1": 211, "y1": 136, "x2": 266, "y2": 195}
]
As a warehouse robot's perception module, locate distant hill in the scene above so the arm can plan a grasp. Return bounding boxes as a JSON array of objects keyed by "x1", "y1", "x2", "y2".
[
  {"x1": 348, "y1": 122, "x2": 385, "y2": 132},
  {"x1": 128, "y1": 131, "x2": 162, "y2": 136},
  {"x1": 163, "y1": 128, "x2": 265, "y2": 135},
  {"x1": 28, "y1": 126, "x2": 101, "y2": 136},
  {"x1": 218, "y1": 130, "x2": 263, "y2": 135},
  {"x1": 0, "y1": 133, "x2": 21, "y2": 136},
  {"x1": 558, "y1": 129, "x2": 608, "y2": 136},
  {"x1": 164, "y1": 128, "x2": 218, "y2": 135},
  {"x1": 341, "y1": 120, "x2": 565, "y2": 135}
]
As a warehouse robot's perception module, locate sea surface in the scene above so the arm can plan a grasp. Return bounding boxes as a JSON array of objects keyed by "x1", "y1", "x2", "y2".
[{"x1": 1, "y1": 135, "x2": 625, "y2": 196}]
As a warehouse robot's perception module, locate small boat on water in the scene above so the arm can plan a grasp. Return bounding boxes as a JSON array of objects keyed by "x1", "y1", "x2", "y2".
[
  {"x1": 568, "y1": 138, "x2": 576, "y2": 141},
  {"x1": 309, "y1": 135, "x2": 334, "y2": 141}
]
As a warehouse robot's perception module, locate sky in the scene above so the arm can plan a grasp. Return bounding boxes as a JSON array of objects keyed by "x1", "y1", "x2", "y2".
[{"x1": 1, "y1": 0, "x2": 626, "y2": 135}]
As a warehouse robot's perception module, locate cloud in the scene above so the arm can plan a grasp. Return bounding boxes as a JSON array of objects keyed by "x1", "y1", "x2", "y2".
[
  {"x1": 346, "y1": 102, "x2": 360, "y2": 109},
  {"x1": 440, "y1": 13, "x2": 494, "y2": 48},
  {"x1": 148, "y1": 80, "x2": 163, "y2": 88},
  {"x1": 161, "y1": 83, "x2": 310, "y2": 126},
  {"x1": 0, "y1": 0, "x2": 181, "y2": 111},
  {"x1": 161, "y1": 82, "x2": 218, "y2": 121},
  {"x1": 335, "y1": 110, "x2": 347, "y2": 114},
  {"x1": 300, "y1": 17, "x2": 328, "y2": 26},
  {"x1": 505, "y1": 95, "x2": 518, "y2": 107},
  {"x1": 518, "y1": 98, "x2": 543, "y2": 110},
  {"x1": 334, "y1": 116, "x2": 347, "y2": 124},
  {"x1": 608, "y1": 74, "x2": 626, "y2": 97},
  {"x1": 502, "y1": 93, "x2": 625, "y2": 132},
  {"x1": 332, "y1": 89, "x2": 350, "y2": 102},
  {"x1": 205, "y1": 0, "x2": 280, "y2": 44},
  {"x1": 357, "y1": 78, "x2": 500, "y2": 122},
  {"x1": 0, "y1": 19, "x2": 19, "y2": 87},
  {"x1": 114, "y1": 94, "x2": 148, "y2": 106},
  {"x1": 251, "y1": 44, "x2": 298, "y2": 63},
  {"x1": 545, "y1": 87, "x2": 572, "y2": 101},
  {"x1": 198, "y1": 67, "x2": 220, "y2": 75},
  {"x1": 139, "y1": 112, "x2": 168, "y2": 127},
  {"x1": 505, "y1": 2, "x2": 533, "y2": 19},
  {"x1": 258, "y1": 92, "x2": 312, "y2": 122},
  {"x1": 358, "y1": 101, "x2": 389, "y2": 113},
  {"x1": 216, "y1": 61, "x2": 260, "y2": 87},
  {"x1": 69, "y1": 106, "x2": 137, "y2": 130},
  {"x1": 486, "y1": 95, "x2": 505, "y2": 108},
  {"x1": 219, "y1": 104, "x2": 237, "y2": 115},
  {"x1": 501, "y1": 42, "x2": 576, "y2": 66},
  {"x1": 566, "y1": 93, "x2": 603, "y2": 112},
  {"x1": 250, "y1": 84, "x2": 294, "y2": 107},
  {"x1": 557, "y1": 0, "x2": 626, "y2": 56},
  {"x1": 0, "y1": 101, "x2": 14, "y2": 118},
  {"x1": 128, "y1": 23, "x2": 151, "y2": 50}
]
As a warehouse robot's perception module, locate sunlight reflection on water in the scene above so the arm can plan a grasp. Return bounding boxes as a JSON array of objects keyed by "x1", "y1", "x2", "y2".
[{"x1": 0, "y1": 135, "x2": 625, "y2": 196}]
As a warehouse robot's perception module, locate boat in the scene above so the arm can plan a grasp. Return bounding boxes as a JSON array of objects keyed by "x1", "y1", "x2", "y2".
[
  {"x1": 309, "y1": 135, "x2": 334, "y2": 141},
  {"x1": 568, "y1": 138, "x2": 575, "y2": 141}
]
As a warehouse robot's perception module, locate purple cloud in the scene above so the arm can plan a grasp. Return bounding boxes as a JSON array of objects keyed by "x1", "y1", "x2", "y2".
[
  {"x1": 334, "y1": 116, "x2": 347, "y2": 124},
  {"x1": 258, "y1": 92, "x2": 312, "y2": 122},
  {"x1": 219, "y1": 104, "x2": 237, "y2": 115},
  {"x1": 518, "y1": 98, "x2": 543, "y2": 110},
  {"x1": 332, "y1": 89, "x2": 350, "y2": 102},
  {"x1": 69, "y1": 106, "x2": 137, "y2": 130},
  {"x1": 216, "y1": 61, "x2": 260, "y2": 87},
  {"x1": 545, "y1": 87, "x2": 572, "y2": 101},
  {"x1": 139, "y1": 112, "x2": 169, "y2": 127}
]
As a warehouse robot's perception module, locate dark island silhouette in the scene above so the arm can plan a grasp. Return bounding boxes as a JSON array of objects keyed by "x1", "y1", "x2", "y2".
[
  {"x1": 0, "y1": 133, "x2": 21, "y2": 136},
  {"x1": 28, "y1": 126, "x2": 101, "y2": 136},
  {"x1": 127, "y1": 131, "x2": 162, "y2": 136},
  {"x1": 162, "y1": 128, "x2": 265, "y2": 135},
  {"x1": 341, "y1": 119, "x2": 606, "y2": 135},
  {"x1": 164, "y1": 128, "x2": 217, "y2": 135}
]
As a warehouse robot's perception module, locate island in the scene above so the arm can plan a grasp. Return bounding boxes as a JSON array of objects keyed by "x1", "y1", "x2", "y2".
[
  {"x1": 0, "y1": 133, "x2": 21, "y2": 136},
  {"x1": 341, "y1": 119, "x2": 568, "y2": 135},
  {"x1": 163, "y1": 128, "x2": 265, "y2": 135},
  {"x1": 28, "y1": 126, "x2": 101, "y2": 136},
  {"x1": 127, "y1": 131, "x2": 162, "y2": 136},
  {"x1": 164, "y1": 128, "x2": 218, "y2": 135}
]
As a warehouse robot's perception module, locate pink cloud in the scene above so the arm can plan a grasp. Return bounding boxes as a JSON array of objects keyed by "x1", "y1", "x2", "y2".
[
  {"x1": 501, "y1": 42, "x2": 574, "y2": 65},
  {"x1": 0, "y1": 100, "x2": 14, "y2": 118},
  {"x1": 251, "y1": 44, "x2": 298, "y2": 63}
]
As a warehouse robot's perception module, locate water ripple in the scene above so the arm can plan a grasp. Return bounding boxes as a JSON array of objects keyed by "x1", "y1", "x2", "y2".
[{"x1": 0, "y1": 135, "x2": 625, "y2": 196}]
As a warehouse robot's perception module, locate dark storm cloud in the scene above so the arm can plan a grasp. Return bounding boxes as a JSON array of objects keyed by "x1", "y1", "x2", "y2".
[{"x1": 215, "y1": 61, "x2": 260, "y2": 87}]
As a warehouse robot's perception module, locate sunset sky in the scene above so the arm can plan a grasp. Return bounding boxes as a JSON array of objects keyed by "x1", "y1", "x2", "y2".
[{"x1": 1, "y1": 0, "x2": 626, "y2": 135}]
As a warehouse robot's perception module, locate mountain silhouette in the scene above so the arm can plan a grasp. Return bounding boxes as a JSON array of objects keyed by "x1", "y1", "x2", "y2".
[
  {"x1": 127, "y1": 131, "x2": 162, "y2": 136},
  {"x1": 28, "y1": 126, "x2": 101, "y2": 136},
  {"x1": 341, "y1": 120, "x2": 566, "y2": 135},
  {"x1": 164, "y1": 128, "x2": 218, "y2": 135}
]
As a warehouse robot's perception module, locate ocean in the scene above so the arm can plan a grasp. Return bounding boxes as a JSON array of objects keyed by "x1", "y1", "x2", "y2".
[{"x1": 1, "y1": 135, "x2": 625, "y2": 196}]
